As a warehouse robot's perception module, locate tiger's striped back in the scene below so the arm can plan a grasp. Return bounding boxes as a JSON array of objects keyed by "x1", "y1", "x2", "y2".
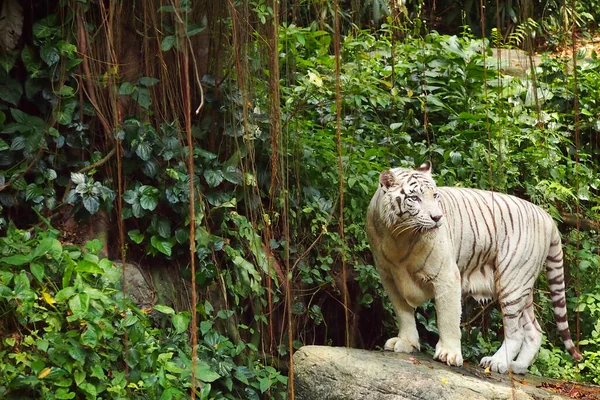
[{"x1": 438, "y1": 187, "x2": 582, "y2": 360}]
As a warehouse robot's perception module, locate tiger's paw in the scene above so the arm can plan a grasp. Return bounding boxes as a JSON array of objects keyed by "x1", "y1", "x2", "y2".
[
  {"x1": 479, "y1": 356, "x2": 508, "y2": 374},
  {"x1": 434, "y1": 342, "x2": 463, "y2": 367},
  {"x1": 384, "y1": 336, "x2": 420, "y2": 353},
  {"x1": 509, "y1": 361, "x2": 529, "y2": 375}
]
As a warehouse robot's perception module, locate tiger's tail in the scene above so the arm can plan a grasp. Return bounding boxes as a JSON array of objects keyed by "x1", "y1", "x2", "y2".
[{"x1": 546, "y1": 226, "x2": 583, "y2": 361}]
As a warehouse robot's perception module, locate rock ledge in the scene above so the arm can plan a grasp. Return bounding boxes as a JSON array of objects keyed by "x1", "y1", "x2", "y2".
[{"x1": 293, "y1": 345, "x2": 581, "y2": 400}]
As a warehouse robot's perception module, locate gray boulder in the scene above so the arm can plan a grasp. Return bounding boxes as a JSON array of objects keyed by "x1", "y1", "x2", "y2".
[{"x1": 293, "y1": 346, "x2": 595, "y2": 400}]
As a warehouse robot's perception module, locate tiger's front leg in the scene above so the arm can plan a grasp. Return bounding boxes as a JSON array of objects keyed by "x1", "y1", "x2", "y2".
[
  {"x1": 431, "y1": 263, "x2": 463, "y2": 367},
  {"x1": 379, "y1": 269, "x2": 421, "y2": 353}
]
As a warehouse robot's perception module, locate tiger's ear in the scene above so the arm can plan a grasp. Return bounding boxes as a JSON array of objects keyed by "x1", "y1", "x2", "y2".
[
  {"x1": 379, "y1": 170, "x2": 395, "y2": 190},
  {"x1": 416, "y1": 161, "x2": 432, "y2": 175}
]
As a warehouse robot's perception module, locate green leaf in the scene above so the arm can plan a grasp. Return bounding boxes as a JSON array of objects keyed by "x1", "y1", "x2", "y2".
[
  {"x1": 56, "y1": 85, "x2": 75, "y2": 97},
  {"x1": 140, "y1": 186, "x2": 159, "y2": 210},
  {"x1": 128, "y1": 229, "x2": 145, "y2": 244},
  {"x1": 30, "y1": 262, "x2": 45, "y2": 282},
  {"x1": 142, "y1": 159, "x2": 158, "y2": 177},
  {"x1": 57, "y1": 41, "x2": 78, "y2": 56},
  {"x1": 37, "y1": 338, "x2": 49, "y2": 352},
  {"x1": 0, "y1": 139, "x2": 9, "y2": 151},
  {"x1": 13, "y1": 270, "x2": 32, "y2": 298},
  {"x1": 66, "y1": 58, "x2": 83, "y2": 70},
  {"x1": 0, "y1": 52, "x2": 18, "y2": 73},
  {"x1": 259, "y1": 376, "x2": 271, "y2": 393},
  {"x1": 123, "y1": 190, "x2": 138, "y2": 204},
  {"x1": 122, "y1": 315, "x2": 139, "y2": 327},
  {"x1": 54, "y1": 388, "x2": 76, "y2": 399},
  {"x1": 139, "y1": 195, "x2": 158, "y2": 211},
  {"x1": 33, "y1": 15, "x2": 58, "y2": 39},
  {"x1": 150, "y1": 236, "x2": 172, "y2": 256},
  {"x1": 1, "y1": 254, "x2": 32, "y2": 266},
  {"x1": 186, "y1": 24, "x2": 205, "y2": 37},
  {"x1": 55, "y1": 286, "x2": 76, "y2": 302},
  {"x1": 56, "y1": 98, "x2": 77, "y2": 125},
  {"x1": 204, "y1": 169, "x2": 223, "y2": 187},
  {"x1": 10, "y1": 136, "x2": 26, "y2": 151},
  {"x1": 89, "y1": 364, "x2": 105, "y2": 380},
  {"x1": 135, "y1": 141, "x2": 152, "y2": 161},
  {"x1": 32, "y1": 238, "x2": 62, "y2": 259},
  {"x1": 62, "y1": 262, "x2": 74, "y2": 289},
  {"x1": 68, "y1": 342, "x2": 86, "y2": 363},
  {"x1": 40, "y1": 44, "x2": 60, "y2": 66},
  {"x1": 85, "y1": 239, "x2": 104, "y2": 254},
  {"x1": 153, "y1": 304, "x2": 175, "y2": 315},
  {"x1": 81, "y1": 326, "x2": 98, "y2": 348},
  {"x1": 69, "y1": 293, "x2": 90, "y2": 315},
  {"x1": 426, "y1": 94, "x2": 445, "y2": 108},
  {"x1": 196, "y1": 148, "x2": 217, "y2": 160},
  {"x1": 164, "y1": 361, "x2": 184, "y2": 373},
  {"x1": 175, "y1": 229, "x2": 189, "y2": 244},
  {"x1": 71, "y1": 172, "x2": 86, "y2": 185},
  {"x1": 79, "y1": 382, "x2": 97, "y2": 398},
  {"x1": 132, "y1": 87, "x2": 152, "y2": 109},
  {"x1": 119, "y1": 82, "x2": 136, "y2": 95},
  {"x1": 449, "y1": 151, "x2": 462, "y2": 165},
  {"x1": 139, "y1": 77, "x2": 159, "y2": 86},
  {"x1": 11, "y1": 176, "x2": 27, "y2": 190},
  {"x1": 10, "y1": 108, "x2": 28, "y2": 123},
  {"x1": 25, "y1": 183, "x2": 43, "y2": 201},
  {"x1": 161, "y1": 35, "x2": 176, "y2": 51},
  {"x1": 82, "y1": 196, "x2": 100, "y2": 214},
  {"x1": 75, "y1": 259, "x2": 103, "y2": 274},
  {"x1": 195, "y1": 361, "x2": 220, "y2": 383},
  {"x1": 157, "y1": 219, "x2": 171, "y2": 238},
  {"x1": 172, "y1": 312, "x2": 190, "y2": 334},
  {"x1": 234, "y1": 368, "x2": 250, "y2": 385},
  {"x1": 223, "y1": 166, "x2": 243, "y2": 185},
  {"x1": 0, "y1": 76, "x2": 23, "y2": 105},
  {"x1": 160, "y1": 388, "x2": 185, "y2": 400},
  {"x1": 44, "y1": 168, "x2": 57, "y2": 180},
  {"x1": 158, "y1": 5, "x2": 176, "y2": 12},
  {"x1": 74, "y1": 370, "x2": 86, "y2": 386},
  {"x1": 132, "y1": 202, "x2": 143, "y2": 218}
]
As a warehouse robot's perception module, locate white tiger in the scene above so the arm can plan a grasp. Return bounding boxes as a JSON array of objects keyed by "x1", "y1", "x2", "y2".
[{"x1": 365, "y1": 162, "x2": 583, "y2": 374}]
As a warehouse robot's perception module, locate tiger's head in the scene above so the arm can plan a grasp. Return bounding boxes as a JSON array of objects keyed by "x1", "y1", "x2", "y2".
[{"x1": 378, "y1": 161, "x2": 444, "y2": 233}]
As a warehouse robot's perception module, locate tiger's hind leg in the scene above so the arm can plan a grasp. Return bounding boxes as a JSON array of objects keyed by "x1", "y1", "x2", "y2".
[
  {"x1": 510, "y1": 294, "x2": 542, "y2": 374},
  {"x1": 480, "y1": 289, "x2": 530, "y2": 373}
]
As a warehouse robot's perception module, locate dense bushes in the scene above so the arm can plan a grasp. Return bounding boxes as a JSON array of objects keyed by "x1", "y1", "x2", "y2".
[
  {"x1": 0, "y1": 225, "x2": 286, "y2": 399},
  {"x1": 275, "y1": 24, "x2": 599, "y2": 381}
]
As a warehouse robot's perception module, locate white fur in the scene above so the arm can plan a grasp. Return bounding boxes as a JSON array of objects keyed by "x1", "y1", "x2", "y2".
[{"x1": 366, "y1": 166, "x2": 580, "y2": 374}]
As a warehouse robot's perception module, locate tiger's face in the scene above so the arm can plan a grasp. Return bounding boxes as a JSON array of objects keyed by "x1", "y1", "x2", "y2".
[{"x1": 378, "y1": 162, "x2": 444, "y2": 233}]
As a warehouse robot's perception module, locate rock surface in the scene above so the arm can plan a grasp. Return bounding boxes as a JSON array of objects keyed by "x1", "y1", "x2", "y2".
[
  {"x1": 293, "y1": 346, "x2": 598, "y2": 400},
  {"x1": 112, "y1": 261, "x2": 155, "y2": 310}
]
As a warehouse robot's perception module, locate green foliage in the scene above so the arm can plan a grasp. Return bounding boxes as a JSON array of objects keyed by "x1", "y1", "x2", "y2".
[
  {"x1": 0, "y1": 225, "x2": 286, "y2": 399},
  {"x1": 1, "y1": 0, "x2": 600, "y2": 394},
  {"x1": 274, "y1": 21, "x2": 600, "y2": 380},
  {"x1": 65, "y1": 173, "x2": 114, "y2": 215}
]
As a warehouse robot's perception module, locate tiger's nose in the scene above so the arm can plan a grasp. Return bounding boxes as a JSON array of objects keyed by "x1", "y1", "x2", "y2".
[{"x1": 431, "y1": 214, "x2": 443, "y2": 223}]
